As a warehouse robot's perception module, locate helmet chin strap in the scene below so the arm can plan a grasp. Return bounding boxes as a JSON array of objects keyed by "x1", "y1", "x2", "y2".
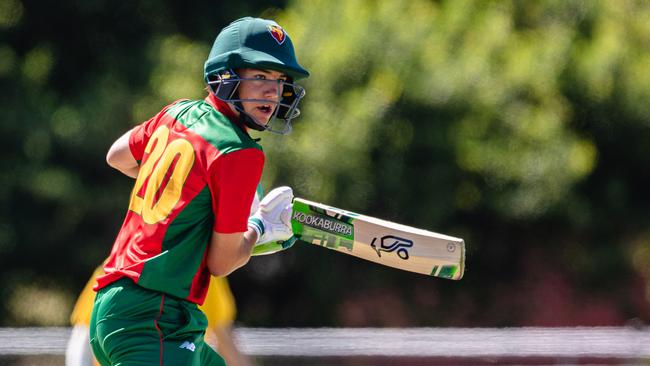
[{"x1": 233, "y1": 101, "x2": 267, "y2": 132}]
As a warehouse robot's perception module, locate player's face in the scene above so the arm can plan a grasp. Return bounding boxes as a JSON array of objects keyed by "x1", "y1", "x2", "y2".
[{"x1": 237, "y1": 68, "x2": 288, "y2": 125}]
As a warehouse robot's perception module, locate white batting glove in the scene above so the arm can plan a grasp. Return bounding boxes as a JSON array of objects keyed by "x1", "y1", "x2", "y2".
[{"x1": 248, "y1": 186, "x2": 294, "y2": 246}]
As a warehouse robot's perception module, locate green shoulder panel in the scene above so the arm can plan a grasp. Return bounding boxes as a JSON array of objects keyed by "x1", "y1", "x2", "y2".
[{"x1": 165, "y1": 99, "x2": 263, "y2": 154}]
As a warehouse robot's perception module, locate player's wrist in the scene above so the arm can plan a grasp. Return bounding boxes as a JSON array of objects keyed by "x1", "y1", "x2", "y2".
[{"x1": 247, "y1": 216, "x2": 264, "y2": 243}]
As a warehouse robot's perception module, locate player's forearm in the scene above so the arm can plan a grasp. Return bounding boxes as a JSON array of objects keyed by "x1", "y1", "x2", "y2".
[
  {"x1": 207, "y1": 230, "x2": 257, "y2": 276},
  {"x1": 227, "y1": 229, "x2": 257, "y2": 274}
]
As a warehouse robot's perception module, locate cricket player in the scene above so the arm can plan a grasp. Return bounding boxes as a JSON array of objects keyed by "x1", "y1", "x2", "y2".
[{"x1": 89, "y1": 17, "x2": 309, "y2": 365}]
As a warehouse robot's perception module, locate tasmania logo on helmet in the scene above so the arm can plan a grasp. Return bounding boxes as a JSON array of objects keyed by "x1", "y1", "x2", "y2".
[{"x1": 267, "y1": 24, "x2": 286, "y2": 45}]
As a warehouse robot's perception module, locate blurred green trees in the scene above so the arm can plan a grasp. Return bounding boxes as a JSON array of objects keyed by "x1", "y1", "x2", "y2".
[{"x1": 0, "y1": 0, "x2": 648, "y2": 326}]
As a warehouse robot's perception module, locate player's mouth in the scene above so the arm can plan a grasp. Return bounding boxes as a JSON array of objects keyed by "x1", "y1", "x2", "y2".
[{"x1": 256, "y1": 104, "x2": 274, "y2": 117}]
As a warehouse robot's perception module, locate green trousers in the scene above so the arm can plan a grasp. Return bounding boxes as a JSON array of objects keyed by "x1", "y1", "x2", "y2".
[{"x1": 89, "y1": 278, "x2": 226, "y2": 366}]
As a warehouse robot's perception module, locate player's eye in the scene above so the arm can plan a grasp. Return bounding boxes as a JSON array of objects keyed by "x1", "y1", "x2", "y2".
[{"x1": 254, "y1": 74, "x2": 267, "y2": 80}]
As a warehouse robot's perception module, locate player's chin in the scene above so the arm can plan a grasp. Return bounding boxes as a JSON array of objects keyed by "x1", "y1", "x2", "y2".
[{"x1": 250, "y1": 112, "x2": 273, "y2": 126}]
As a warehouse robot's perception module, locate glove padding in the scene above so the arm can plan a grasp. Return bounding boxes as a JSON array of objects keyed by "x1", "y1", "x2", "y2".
[
  {"x1": 248, "y1": 186, "x2": 294, "y2": 248},
  {"x1": 251, "y1": 236, "x2": 297, "y2": 256}
]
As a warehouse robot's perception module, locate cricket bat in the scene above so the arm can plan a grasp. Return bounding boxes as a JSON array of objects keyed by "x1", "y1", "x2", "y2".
[{"x1": 254, "y1": 198, "x2": 465, "y2": 280}]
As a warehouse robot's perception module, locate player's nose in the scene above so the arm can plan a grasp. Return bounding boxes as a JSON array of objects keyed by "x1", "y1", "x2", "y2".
[{"x1": 263, "y1": 80, "x2": 281, "y2": 100}]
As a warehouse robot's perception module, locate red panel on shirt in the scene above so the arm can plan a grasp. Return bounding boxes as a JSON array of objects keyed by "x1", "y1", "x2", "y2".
[{"x1": 209, "y1": 148, "x2": 265, "y2": 233}]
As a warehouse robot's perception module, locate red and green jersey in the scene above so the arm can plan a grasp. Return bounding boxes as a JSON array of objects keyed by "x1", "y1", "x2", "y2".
[{"x1": 95, "y1": 94, "x2": 264, "y2": 304}]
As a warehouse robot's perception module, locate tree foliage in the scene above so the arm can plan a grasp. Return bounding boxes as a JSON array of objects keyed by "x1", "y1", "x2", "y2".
[{"x1": 0, "y1": 0, "x2": 648, "y2": 326}]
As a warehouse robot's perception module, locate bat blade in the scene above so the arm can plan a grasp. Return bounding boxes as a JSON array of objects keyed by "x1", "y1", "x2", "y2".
[{"x1": 290, "y1": 198, "x2": 465, "y2": 280}]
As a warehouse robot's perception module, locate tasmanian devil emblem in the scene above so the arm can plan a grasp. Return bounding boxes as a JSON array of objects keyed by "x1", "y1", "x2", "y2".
[
  {"x1": 267, "y1": 25, "x2": 286, "y2": 45},
  {"x1": 371, "y1": 235, "x2": 413, "y2": 260}
]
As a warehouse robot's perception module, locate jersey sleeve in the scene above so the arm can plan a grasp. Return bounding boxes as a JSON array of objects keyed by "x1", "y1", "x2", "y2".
[{"x1": 208, "y1": 148, "x2": 265, "y2": 233}]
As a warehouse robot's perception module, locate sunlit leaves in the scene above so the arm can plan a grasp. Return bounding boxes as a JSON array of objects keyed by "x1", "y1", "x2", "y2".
[
  {"x1": 7, "y1": 282, "x2": 72, "y2": 326},
  {"x1": 148, "y1": 35, "x2": 206, "y2": 101},
  {"x1": 22, "y1": 45, "x2": 54, "y2": 84},
  {"x1": 2, "y1": 0, "x2": 649, "y2": 327},
  {"x1": 51, "y1": 105, "x2": 85, "y2": 143},
  {"x1": 0, "y1": 45, "x2": 17, "y2": 76},
  {"x1": 0, "y1": 0, "x2": 24, "y2": 29},
  {"x1": 28, "y1": 167, "x2": 81, "y2": 202},
  {"x1": 267, "y1": 0, "x2": 649, "y2": 220}
]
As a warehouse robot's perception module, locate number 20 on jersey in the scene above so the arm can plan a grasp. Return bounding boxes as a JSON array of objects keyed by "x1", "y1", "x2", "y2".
[{"x1": 129, "y1": 126, "x2": 194, "y2": 224}]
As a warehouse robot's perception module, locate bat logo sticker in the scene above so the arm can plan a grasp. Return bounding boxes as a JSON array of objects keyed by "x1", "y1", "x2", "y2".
[{"x1": 371, "y1": 235, "x2": 413, "y2": 260}]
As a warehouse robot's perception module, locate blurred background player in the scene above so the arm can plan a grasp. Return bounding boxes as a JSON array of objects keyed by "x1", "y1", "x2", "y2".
[
  {"x1": 201, "y1": 276, "x2": 252, "y2": 366},
  {"x1": 66, "y1": 267, "x2": 103, "y2": 366},
  {"x1": 66, "y1": 268, "x2": 252, "y2": 366}
]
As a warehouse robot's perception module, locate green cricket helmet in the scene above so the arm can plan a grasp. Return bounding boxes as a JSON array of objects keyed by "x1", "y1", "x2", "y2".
[{"x1": 204, "y1": 17, "x2": 309, "y2": 134}]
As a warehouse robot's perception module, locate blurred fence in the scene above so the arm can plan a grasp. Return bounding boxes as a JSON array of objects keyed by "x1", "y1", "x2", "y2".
[{"x1": 1, "y1": 327, "x2": 649, "y2": 365}]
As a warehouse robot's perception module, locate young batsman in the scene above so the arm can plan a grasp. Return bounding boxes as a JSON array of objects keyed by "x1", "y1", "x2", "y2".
[{"x1": 89, "y1": 17, "x2": 309, "y2": 365}]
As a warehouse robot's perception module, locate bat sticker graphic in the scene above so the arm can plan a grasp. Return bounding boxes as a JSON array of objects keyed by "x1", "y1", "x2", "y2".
[{"x1": 370, "y1": 235, "x2": 413, "y2": 260}]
